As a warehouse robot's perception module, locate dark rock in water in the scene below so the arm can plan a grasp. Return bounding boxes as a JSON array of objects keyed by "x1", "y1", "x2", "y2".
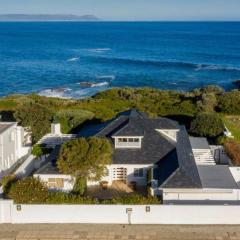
[{"x1": 233, "y1": 80, "x2": 240, "y2": 89}]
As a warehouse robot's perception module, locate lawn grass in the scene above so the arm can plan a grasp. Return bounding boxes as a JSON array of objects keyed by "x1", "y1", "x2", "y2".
[
  {"x1": 0, "y1": 99, "x2": 17, "y2": 111},
  {"x1": 223, "y1": 115, "x2": 240, "y2": 143}
]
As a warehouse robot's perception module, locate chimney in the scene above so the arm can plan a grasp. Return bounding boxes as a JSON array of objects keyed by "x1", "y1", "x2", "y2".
[{"x1": 51, "y1": 123, "x2": 61, "y2": 135}]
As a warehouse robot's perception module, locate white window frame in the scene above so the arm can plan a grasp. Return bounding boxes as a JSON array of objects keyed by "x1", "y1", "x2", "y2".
[{"x1": 113, "y1": 136, "x2": 143, "y2": 149}]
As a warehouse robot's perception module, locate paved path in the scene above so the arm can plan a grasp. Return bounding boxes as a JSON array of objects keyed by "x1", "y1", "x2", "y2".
[{"x1": 1, "y1": 224, "x2": 240, "y2": 240}]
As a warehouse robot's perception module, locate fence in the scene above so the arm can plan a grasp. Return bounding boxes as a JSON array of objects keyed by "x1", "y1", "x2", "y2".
[{"x1": 1, "y1": 200, "x2": 240, "y2": 224}]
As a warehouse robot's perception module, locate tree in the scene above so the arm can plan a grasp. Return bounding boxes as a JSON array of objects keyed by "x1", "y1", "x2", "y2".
[
  {"x1": 190, "y1": 113, "x2": 224, "y2": 137},
  {"x1": 14, "y1": 102, "x2": 53, "y2": 143},
  {"x1": 197, "y1": 93, "x2": 218, "y2": 113},
  {"x1": 57, "y1": 137, "x2": 113, "y2": 182},
  {"x1": 7, "y1": 177, "x2": 49, "y2": 204},
  {"x1": 218, "y1": 91, "x2": 240, "y2": 115}
]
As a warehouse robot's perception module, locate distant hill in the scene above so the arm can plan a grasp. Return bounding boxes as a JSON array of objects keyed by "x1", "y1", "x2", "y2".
[{"x1": 0, "y1": 14, "x2": 99, "y2": 21}]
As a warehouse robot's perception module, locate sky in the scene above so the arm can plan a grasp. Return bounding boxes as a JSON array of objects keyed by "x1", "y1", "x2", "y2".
[{"x1": 0, "y1": 0, "x2": 240, "y2": 21}]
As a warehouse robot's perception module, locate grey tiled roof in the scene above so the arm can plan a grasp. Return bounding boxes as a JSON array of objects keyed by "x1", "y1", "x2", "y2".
[
  {"x1": 197, "y1": 165, "x2": 238, "y2": 189},
  {"x1": 159, "y1": 126, "x2": 202, "y2": 188},
  {"x1": 96, "y1": 109, "x2": 179, "y2": 138},
  {"x1": 97, "y1": 109, "x2": 179, "y2": 165}
]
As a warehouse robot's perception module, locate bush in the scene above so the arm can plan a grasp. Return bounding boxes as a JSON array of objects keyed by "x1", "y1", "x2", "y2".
[
  {"x1": 7, "y1": 177, "x2": 49, "y2": 204},
  {"x1": 224, "y1": 140, "x2": 240, "y2": 166},
  {"x1": 103, "y1": 194, "x2": 160, "y2": 205},
  {"x1": 218, "y1": 91, "x2": 240, "y2": 115},
  {"x1": 46, "y1": 192, "x2": 98, "y2": 204},
  {"x1": 32, "y1": 144, "x2": 53, "y2": 157},
  {"x1": 57, "y1": 137, "x2": 113, "y2": 181},
  {"x1": 46, "y1": 193, "x2": 160, "y2": 205},
  {"x1": 54, "y1": 109, "x2": 94, "y2": 134},
  {"x1": 190, "y1": 113, "x2": 224, "y2": 137},
  {"x1": 14, "y1": 102, "x2": 53, "y2": 143},
  {"x1": 0, "y1": 175, "x2": 16, "y2": 195}
]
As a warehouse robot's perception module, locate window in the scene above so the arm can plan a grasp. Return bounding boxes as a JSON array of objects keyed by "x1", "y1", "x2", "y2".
[
  {"x1": 48, "y1": 178, "x2": 64, "y2": 188},
  {"x1": 118, "y1": 138, "x2": 128, "y2": 143},
  {"x1": 134, "y1": 168, "x2": 144, "y2": 177},
  {"x1": 117, "y1": 138, "x2": 140, "y2": 143}
]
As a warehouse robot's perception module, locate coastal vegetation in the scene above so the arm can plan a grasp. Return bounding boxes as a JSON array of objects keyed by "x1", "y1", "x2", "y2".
[
  {"x1": 190, "y1": 113, "x2": 224, "y2": 138},
  {"x1": 53, "y1": 109, "x2": 94, "y2": 134},
  {"x1": 0, "y1": 85, "x2": 239, "y2": 132},
  {"x1": 0, "y1": 85, "x2": 240, "y2": 161}
]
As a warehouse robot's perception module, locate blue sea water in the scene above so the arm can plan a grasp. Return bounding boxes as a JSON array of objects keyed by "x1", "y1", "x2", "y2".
[{"x1": 0, "y1": 21, "x2": 240, "y2": 98}]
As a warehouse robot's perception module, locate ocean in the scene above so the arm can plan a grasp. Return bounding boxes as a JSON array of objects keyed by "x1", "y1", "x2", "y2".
[{"x1": 0, "y1": 21, "x2": 240, "y2": 98}]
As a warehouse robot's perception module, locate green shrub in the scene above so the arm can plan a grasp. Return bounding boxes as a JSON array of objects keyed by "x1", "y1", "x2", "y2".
[
  {"x1": 103, "y1": 194, "x2": 160, "y2": 205},
  {"x1": 7, "y1": 177, "x2": 49, "y2": 204},
  {"x1": 54, "y1": 109, "x2": 94, "y2": 133},
  {"x1": 218, "y1": 91, "x2": 240, "y2": 115},
  {"x1": 32, "y1": 144, "x2": 53, "y2": 157},
  {"x1": 57, "y1": 137, "x2": 113, "y2": 181},
  {"x1": 46, "y1": 192, "x2": 98, "y2": 204},
  {"x1": 0, "y1": 175, "x2": 16, "y2": 195},
  {"x1": 190, "y1": 113, "x2": 224, "y2": 137},
  {"x1": 14, "y1": 102, "x2": 53, "y2": 143}
]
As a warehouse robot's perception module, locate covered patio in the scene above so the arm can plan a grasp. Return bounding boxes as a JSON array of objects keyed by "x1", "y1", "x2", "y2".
[{"x1": 85, "y1": 181, "x2": 147, "y2": 200}]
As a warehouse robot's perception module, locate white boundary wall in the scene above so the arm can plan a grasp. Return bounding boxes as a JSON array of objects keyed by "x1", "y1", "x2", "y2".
[{"x1": 2, "y1": 200, "x2": 240, "y2": 224}]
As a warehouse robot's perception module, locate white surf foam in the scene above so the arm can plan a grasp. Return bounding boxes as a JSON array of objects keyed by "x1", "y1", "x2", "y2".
[
  {"x1": 96, "y1": 75, "x2": 116, "y2": 80},
  {"x1": 91, "y1": 81, "x2": 109, "y2": 87},
  {"x1": 38, "y1": 88, "x2": 72, "y2": 99},
  {"x1": 67, "y1": 57, "x2": 79, "y2": 62},
  {"x1": 88, "y1": 48, "x2": 111, "y2": 53},
  {"x1": 195, "y1": 63, "x2": 240, "y2": 72}
]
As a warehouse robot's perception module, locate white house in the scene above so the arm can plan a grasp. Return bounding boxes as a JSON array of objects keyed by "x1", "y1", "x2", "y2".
[
  {"x1": 0, "y1": 122, "x2": 31, "y2": 178},
  {"x1": 33, "y1": 110, "x2": 240, "y2": 204}
]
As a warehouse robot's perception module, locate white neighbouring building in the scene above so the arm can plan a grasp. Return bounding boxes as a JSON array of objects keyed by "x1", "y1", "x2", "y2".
[
  {"x1": 0, "y1": 122, "x2": 31, "y2": 178},
  {"x1": 34, "y1": 110, "x2": 240, "y2": 204}
]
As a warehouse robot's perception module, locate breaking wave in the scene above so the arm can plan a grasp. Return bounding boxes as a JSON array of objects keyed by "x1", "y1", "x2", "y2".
[
  {"x1": 91, "y1": 56, "x2": 240, "y2": 73},
  {"x1": 88, "y1": 48, "x2": 111, "y2": 53},
  {"x1": 38, "y1": 88, "x2": 72, "y2": 99},
  {"x1": 39, "y1": 80, "x2": 111, "y2": 99},
  {"x1": 67, "y1": 57, "x2": 79, "y2": 62}
]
